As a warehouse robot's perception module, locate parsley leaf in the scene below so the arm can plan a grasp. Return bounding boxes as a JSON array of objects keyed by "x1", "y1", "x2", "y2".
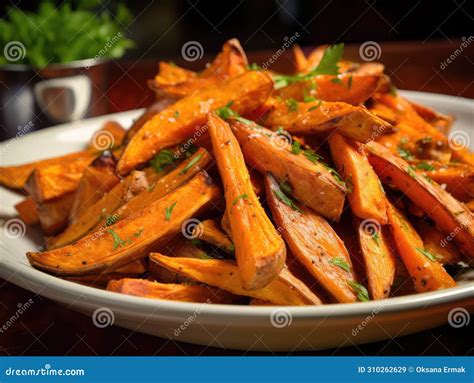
[
  {"x1": 397, "y1": 146, "x2": 414, "y2": 161},
  {"x1": 180, "y1": 153, "x2": 203, "y2": 174},
  {"x1": 291, "y1": 141, "x2": 303, "y2": 154},
  {"x1": 329, "y1": 257, "x2": 350, "y2": 272},
  {"x1": 165, "y1": 202, "x2": 177, "y2": 221},
  {"x1": 303, "y1": 148, "x2": 323, "y2": 163},
  {"x1": 273, "y1": 189, "x2": 302, "y2": 213},
  {"x1": 150, "y1": 149, "x2": 176, "y2": 173},
  {"x1": 415, "y1": 162, "x2": 435, "y2": 171},
  {"x1": 107, "y1": 229, "x2": 126, "y2": 250},
  {"x1": 416, "y1": 247, "x2": 438, "y2": 262},
  {"x1": 286, "y1": 98, "x2": 299, "y2": 112},
  {"x1": 348, "y1": 280, "x2": 370, "y2": 302},
  {"x1": 232, "y1": 194, "x2": 249, "y2": 206},
  {"x1": 215, "y1": 101, "x2": 238, "y2": 120},
  {"x1": 247, "y1": 63, "x2": 261, "y2": 70}
]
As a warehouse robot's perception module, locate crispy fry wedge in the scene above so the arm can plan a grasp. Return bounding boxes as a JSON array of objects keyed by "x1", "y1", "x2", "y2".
[
  {"x1": 208, "y1": 113, "x2": 286, "y2": 290},
  {"x1": 86, "y1": 121, "x2": 126, "y2": 152},
  {"x1": 24, "y1": 152, "x2": 97, "y2": 202},
  {"x1": 117, "y1": 71, "x2": 274, "y2": 175},
  {"x1": 124, "y1": 99, "x2": 174, "y2": 143},
  {"x1": 417, "y1": 220, "x2": 461, "y2": 265},
  {"x1": 417, "y1": 162, "x2": 474, "y2": 202},
  {"x1": 195, "y1": 219, "x2": 234, "y2": 253},
  {"x1": 386, "y1": 203, "x2": 456, "y2": 292},
  {"x1": 230, "y1": 119, "x2": 346, "y2": 220},
  {"x1": 353, "y1": 217, "x2": 397, "y2": 300},
  {"x1": 263, "y1": 99, "x2": 391, "y2": 142},
  {"x1": 14, "y1": 197, "x2": 39, "y2": 225},
  {"x1": 38, "y1": 192, "x2": 75, "y2": 235},
  {"x1": 409, "y1": 101, "x2": 453, "y2": 135},
  {"x1": 329, "y1": 133, "x2": 387, "y2": 223},
  {"x1": 265, "y1": 175, "x2": 357, "y2": 303},
  {"x1": 47, "y1": 170, "x2": 149, "y2": 249},
  {"x1": 0, "y1": 151, "x2": 93, "y2": 190},
  {"x1": 69, "y1": 152, "x2": 120, "y2": 223},
  {"x1": 107, "y1": 278, "x2": 239, "y2": 303},
  {"x1": 366, "y1": 141, "x2": 474, "y2": 258},
  {"x1": 27, "y1": 171, "x2": 221, "y2": 276},
  {"x1": 150, "y1": 39, "x2": 248, "y2": 100},
  {"x1": 149, "y1": 254, "x2": 322, "y2": 305},
  {"x1": 292, "y1": 45, "x2": 308, "y2": 73}
]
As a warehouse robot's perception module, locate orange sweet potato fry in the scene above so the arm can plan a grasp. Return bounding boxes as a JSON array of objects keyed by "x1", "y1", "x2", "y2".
[
  {"x1": 195, "y1": 219, "x2": 234, "y2": 253},
  {"x1": 37, "y1": 192, "x2": 76, "y2": 235},
  {"x1": 208, "y1": 113, "x2": 286, "y2": 290},
  {"x1": 329, "y1": 133, "x2": 387, "y2": 223},
  {"x1": 27, "y1": 171, "x2": 221, "y2": 276},
  {"x1": 265, "y1": 174, "x2": 358, "y2": 303},
  {"x1": 107, "y1": 278, "x2": 237, "y2": 303},
  {"x1": 69, "y1": 152, "x2": 120, "y2": 223},
  {"x1": 386, "y1": 203, "x2": 456, "y2": 292},
  {"x1": 14, "y1": 197, "x2": 39, "y2": 225},
  {"x1": 149, "y1": 253, "x2": 322, "y2": 305},
  {"x1": 417, "y1": 220, "x2": 461, "y2": 265},
  {"x1": 117, "y1": 70, "x2": 274, "y2": 175},
  {"x1": 263, "y1": 99, "x2": 391, "y2": 142},
  {"x1": 366, "y1": 141, "x2": 474, "y2": 258},
  {"x1": 86, "y1": 121, "x2": 126, "y2": 152},
  {"x1": 353, "y1": 216, "x2": 397, "y2": 300},
  {"x1": 230, "y1": 119, "x2": 346, "y2": 220}
]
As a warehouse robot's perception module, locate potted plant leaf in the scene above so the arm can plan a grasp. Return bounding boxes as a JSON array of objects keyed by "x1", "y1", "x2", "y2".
[{"x1": 0, "y1": 0, "x2": 135, "y2": 140}]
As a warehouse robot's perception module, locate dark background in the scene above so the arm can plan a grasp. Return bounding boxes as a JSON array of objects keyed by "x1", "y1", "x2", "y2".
[{"x1": 4, "y1": 0, "x2": 473, "y2": 60}]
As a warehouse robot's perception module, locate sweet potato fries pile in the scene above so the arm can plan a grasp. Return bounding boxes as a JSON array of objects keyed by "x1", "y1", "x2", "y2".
[{"x1": 2, "y1": 39, "x2": 473, "y2": 305}]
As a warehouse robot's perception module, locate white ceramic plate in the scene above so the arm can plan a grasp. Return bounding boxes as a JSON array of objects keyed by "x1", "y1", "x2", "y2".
[{"x1": 1, "y1": 91, "x2": 473, "y2": 352}]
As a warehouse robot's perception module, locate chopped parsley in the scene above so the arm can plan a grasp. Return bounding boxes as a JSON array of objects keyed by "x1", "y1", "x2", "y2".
[
  {"x1": 372, "y1": 231, "x2": 380, "y2": 246},
  {"x1": 329, "y1": 257, "x2": 350, "y2": 272},
  {"x1": 180, "y1": 153, "x2": 203, "y2": 174},
  {"x1": 273, "y1": 189, "x2": 302, "y2": 213},
  {"x1": 286, "y1": 98, "x2": 299, "y2": 112},
  {"x1": 303, "y1": 148, "x2": 323, "y2": 163},
  {"x1": 348, "y1": 280, "x2": 370, "y2": 302},
  {"x1": 247, "y1": 63, "x2": 261, "y2": 71},
  {"x1": 215, "y1": 101, "x2": 238, "y2": 120},
  {"x1": 165, "y1": 202, "x2": 177, "y2": 221},
  {"x1": 232, "y1": 194, "x2": 249, "y2": 206},
  {"x1": 273, "y1": 43, "x2": 344, "y2": 89},
  {"x1": 291, "y1": 141, "x2": 303, "y2": 154},
  {"x1": 415, "y1": 162, "x2": 435, "y2": 171},
  {"x1": 133, "y1": 228, "x2": 144, "y2": 238},
  {"x1": 416, "y1": 247, "x2": 437, "y2": 262},
  {"x1": 174, "y1": 110, "x2": 180, "y2": 119},
  {"x1": 150, "y1": 149, "x2": 176, "y2": 173},
  {"x1": 303, "y1": 95, "x2": 317, "y2": 103},
  {"x1": 308, "y1": 100, "x2": 322, "y2": 111},
  {"x1": 107, "y1": 229, "x2": 126, "y2": 250},
  {"x1": 407, "y1": 166, "x2": 418, "y2": 179},
  {"x1": 279, "y1": 181, "x2": 293, "y2": 195},
  {"x1": 397, "y1": 146, "x2": 414, "y2": 161}
]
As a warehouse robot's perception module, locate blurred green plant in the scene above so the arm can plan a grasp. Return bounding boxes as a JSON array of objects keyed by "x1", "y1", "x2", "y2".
[{"x1": 0, "y1": 0, "x2": 135, "y2": 67}]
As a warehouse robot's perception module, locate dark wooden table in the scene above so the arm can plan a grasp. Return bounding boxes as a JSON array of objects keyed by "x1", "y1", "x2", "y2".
[{"x1": 1, "y1": 40, "x2": 473, "y2": 356}]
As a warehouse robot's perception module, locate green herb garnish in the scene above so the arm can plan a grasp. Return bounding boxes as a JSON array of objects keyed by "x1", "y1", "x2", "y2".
[
  {"x1": 280, "y1": 181, "x2": 293, "y2": 195},
  {"x1": 286, "y1": 98, "x2": 299, "y2": 112},
  {"x1": 273, "y1": 189, "x2": 302, "y2": 212},
  {"x1": 291, "y1": 141, "x2": 303, "y2": 154},
  {"x1": 165, "y1": 202, "x2": 177, "y2": 221},
  {"x1": 397, "y1": 146, "x2": 414, "y2": 161},
  {"x1": 348, "y1": 280, "x2": 370, "y2": 302},
  {"x1": 416, "y1": 247, "x2": 437, "y2": 262},
  {"x1": 150, "y1": 149, "x2": 176, "y2": 173},
  {"x1": 107, "y1": 229, "x2": 126, "y2": 250},
  {"x1": 415, "y1": 162, "x2": 435, "y2": 171},
  {"x1": 232, "y1": 194, "x2": 249, "y2": 206},
  {"x1": 303, "y1": 148, "x2": 323, "y2": 163},
  {"x1": 273, "y1": 44, "x2": 344, "y2": 89},
  {"x1": 247, "y1": 63, "x2": 261, "y2": 70},
  {"x1": 308, "y1": 100, "x2": 322, "y2": 111},
  {"x1": 180, "y1": 153, "x2": 203, "y2": 174},
  {"x1": 329, "y1": 257, "x2": 350, "y2": 272},
  {"x1": 215, "y1": 101, "x2": 238, "y2": 120}
]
